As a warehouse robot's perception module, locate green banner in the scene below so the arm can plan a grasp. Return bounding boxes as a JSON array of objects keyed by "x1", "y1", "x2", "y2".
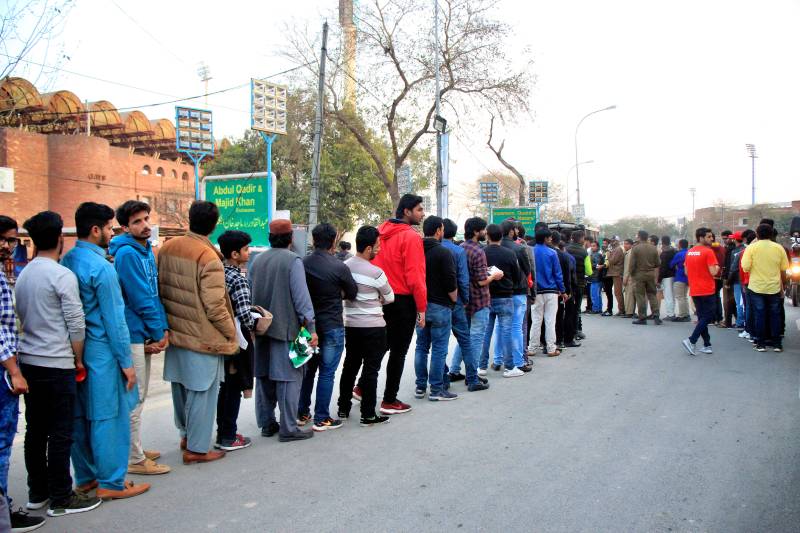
[
  {"x1": 491, "y1": 207, "x2": 539, "y2": 235},
  {"x1": 206, "y1": 178, "x2": 270, "y2": 247}
]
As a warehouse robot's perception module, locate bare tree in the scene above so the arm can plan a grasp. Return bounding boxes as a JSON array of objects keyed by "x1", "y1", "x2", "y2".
[
  {"x1": 0, "y1": 0, "x2": 73, "y2": 85},
  {"x1": 285, "y1": 0, "x2": 533, "y2": 203},
  {"x1": 487, "y1": 114, "x2": 527, "y2": 206}
]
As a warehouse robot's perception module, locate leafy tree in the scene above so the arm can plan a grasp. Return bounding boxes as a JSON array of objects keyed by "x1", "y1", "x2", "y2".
[{"x1": 601, "y1": 216, "x2": 679, "y2": 240}]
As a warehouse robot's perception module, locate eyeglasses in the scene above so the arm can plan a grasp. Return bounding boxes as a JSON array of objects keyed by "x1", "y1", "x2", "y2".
[{"x1": 0, "y1": 237, "x2": 19, "y2": 246}]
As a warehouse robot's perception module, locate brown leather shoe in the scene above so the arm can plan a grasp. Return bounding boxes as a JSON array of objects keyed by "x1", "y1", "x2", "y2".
[
  {"x1": 97, "y1": 480, "x2": 150, "y2": 501},
  {"x1": 179, "y1": 437, "x2": 187, "y2": 451},
  {"x1": 182, "y1": 450, "x2": 225, "y2": 465},
  {"x1": 144, "y1": 450, "x2": 161, "y2": 461},
  {"x1": 546, "y1": 350, "x2": 561, "y2": 357},
  {"x1": 76, "y1": 480, "x2": 98, "y2": 494},
  {"x1": 128, "y1": 458, "x2": 171, "y2": 475}
]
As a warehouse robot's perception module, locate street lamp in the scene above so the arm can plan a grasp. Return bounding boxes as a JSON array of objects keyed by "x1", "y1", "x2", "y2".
[
  {"x1": 746, "y1": 144, "x2": 757, "y2": 205},
  {"x1": 574, "y1": 105, "x2": 616, "y2": 212},
  {"x1": 565, "y1": 159, "x2": 594, "y2": 212},
  {"x1": 689, "y1": 187, "x2": 696, "y2": 232}
]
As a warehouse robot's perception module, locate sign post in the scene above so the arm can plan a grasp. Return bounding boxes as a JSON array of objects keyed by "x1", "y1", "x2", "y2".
[
  {"x1": 490, "y1": 207, "x2": 539, "y2": 235},
  {"x1": 175, "y1": 107, "x2": 213, "y2": 200},
  {"x1": 251, "y1": 78, "x2": 288, "y2": 224},
  {"x1": 205, "y1": 175, "x2": 271, "y2": 247}
]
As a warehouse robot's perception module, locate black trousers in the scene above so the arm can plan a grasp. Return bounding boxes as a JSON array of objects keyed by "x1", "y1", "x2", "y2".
[
  {"x1": 584, "y1": 283, "x2": 593, "y2": 311},
  {"x1": 21, "y1": 363, "x2": 75, "y2": 506},
  {"x1": 381, "y1": 295, "x2": 417, "y2": 404},
  {"x1": 564, "y1": 294, "x2": 578, "y2": 343},
  {"x1": 574, "y1": 285, "x2": 585, "y2": 332},
  {"x1": 216, "y1": 359, "x2": 242, "y2": 442},
  {"x1": 339, "y1": 327, "x2": 387, "y2": 418},
  {"x1": 603, "y1": 277, "x2": 614, "y2": 313},
  {"x1": 714, "y1": 279, "x2": 723, "y2": 322}
]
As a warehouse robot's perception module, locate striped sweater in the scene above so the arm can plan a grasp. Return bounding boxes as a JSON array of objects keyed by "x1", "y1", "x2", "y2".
[{"x1": 344, "y1": 256, "x2": 395, "y2": 328}]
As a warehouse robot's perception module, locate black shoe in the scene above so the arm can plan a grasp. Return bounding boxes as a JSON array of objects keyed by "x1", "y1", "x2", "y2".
[
  {"x1": 477, "y1": 376, "x2": 489, "y2": 385},
  {"x1": 620, "y1": 314, "x2": 633, "y2": 318},
  {"x1": 491, "y1": 364, "x2": 502, "y2": 371},
  {"x1": 519, "y1": 363, "x2": 533, "y2": 373},
  {"x1": 575, "y1": 331, "x2": 586, "y2": 340},
  {"x1": 654, "y1": 317, "x2": 663, "y2": 325},
  {"x1": 632, "y1": 319, "x2": 647, "y2": 325},
  {"x1": 10, "y1": 509, "x2": 45, "y2": 532},
  {"x1": 337, "y1": 409, "x2": 350, "y2": 420},
  {"x1": 601, "y1": 311, "x2": 612, "y2": 316},
  {"x1": 447, "y1": 372, "x2": 466, "y2": 382},
  {"x1": 261, "y1": 421, "x2": 280, "y2": 437},
  {"x1": 279, "y1": 430, "x2": 313, "y2": 442},
  {"x1": 557, "y1": 342, "x2": 566, "y2": 349},
  {"x1": 359, "y1": 415, "x2": 390, "y2": 427},
  {"x1": 468, "y1": 382, "x2": 490, "y2": 392},
  {"x1": 647, "y1": 314, "x2": 657, "y2": 320},
  {"x1": 564, "y1": 341, "x2": 582, "y2": 347},
  {"x1": 676, "y1": 316, "x2": 691, "y2": 322}
]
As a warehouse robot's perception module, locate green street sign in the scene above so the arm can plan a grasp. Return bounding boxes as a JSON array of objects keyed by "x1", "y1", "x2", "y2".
[
  {"x1": 491, "y1": 207, "x2": 539, "y2": 235},
  {"x1": 206, "y1": 178, "x2": 270, "y2": 247}
]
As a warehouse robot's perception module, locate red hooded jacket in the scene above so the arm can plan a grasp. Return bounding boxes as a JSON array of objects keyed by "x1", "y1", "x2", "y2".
[{"x1": 373, "y1": 220, "x2": 427, "y2": 312}]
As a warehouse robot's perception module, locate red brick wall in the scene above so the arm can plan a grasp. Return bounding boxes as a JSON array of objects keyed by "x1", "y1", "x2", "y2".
[{"x1": 0, "y1": 129, "x2": 50, "y2": 225}]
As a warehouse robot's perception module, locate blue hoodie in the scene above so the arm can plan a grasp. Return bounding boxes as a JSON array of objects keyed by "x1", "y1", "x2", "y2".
[
  {"x1": 533, "y1": 243, "x2": 565, "y2": 294},
  {"x1": 108, "y1": 233, "x2": 168, "y2": 343}
]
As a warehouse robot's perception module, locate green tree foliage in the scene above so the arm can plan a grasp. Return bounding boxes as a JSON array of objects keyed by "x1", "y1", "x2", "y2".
[
  {"x1": 601, "y1": 216, "x2": 679, "y2": 240},
  {"x1": 204, "y1": 88, "x2": 392, "y2": 233}
]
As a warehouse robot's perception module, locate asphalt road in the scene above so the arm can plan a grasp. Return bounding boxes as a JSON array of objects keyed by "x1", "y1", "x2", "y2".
[{"x1": 7, "y1": 301, "x2": 800, "y2": 533}]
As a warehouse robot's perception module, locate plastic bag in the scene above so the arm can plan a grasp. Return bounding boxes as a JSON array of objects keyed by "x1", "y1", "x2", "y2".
[{"x1": 289, "y1": 327, "x2": 317, "y2": 368}]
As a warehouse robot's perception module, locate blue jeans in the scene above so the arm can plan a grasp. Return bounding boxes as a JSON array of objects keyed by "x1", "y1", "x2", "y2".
[
  {"x1": 0, "y1": 377, "x2": 18, "y2": 506},
  {"x1": 733, "y1": 283, "x2": 745, "y2": 328},
  {"x1": 450, "y1": 307, "x2": 490, "y2": 385},
  {"x1": 414, "y1": 303, "x2": 453, "y2": 395},
  {"x1": 591, "y1": 281, "x2": 603, "y2": 312},
  {"x1": 511, "y1": 294, "x2": 528, "y2": 368},
  {"x1": 689, "y1": 294, "x2": 715, "y2": 347},
  {"x1": 448, "y1": 304, "x2": 478, "y2": 384},
  {"x1": 748, "y1": 290, "x2": 782, "y2": 346},
  {"x1": 298, "y1": 327, "x2": 345, "y2": 423},
  {"x1": 480, "y1": 297, "x2": 514, "y2": 369}
]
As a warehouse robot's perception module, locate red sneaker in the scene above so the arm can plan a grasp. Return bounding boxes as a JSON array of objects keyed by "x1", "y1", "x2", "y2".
[
  {"x1": 297, "y1": 414, "x2": 312, "y2": 426},
  {"x1": 379, "y1": 400, "x2": 412, "y2": 415},
  {"x1": 352, "y1": 386, "x2": 362, "y2": 402}
]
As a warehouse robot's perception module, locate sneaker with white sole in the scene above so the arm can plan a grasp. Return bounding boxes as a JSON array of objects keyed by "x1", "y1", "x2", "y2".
[
  {"x1": 26, "y1": 499, "x2": 49, "y2": 511},
  {"x1": 312, "y1": 418, "x2": 343, "y2": 432},
  {"x1": 215, "y1": 434, "x2": 252, "y2": 451},
  {"x1": 477, "y1": 368, "x2": 488, "y2": 377},
  {"x1": 428, "y1": 390, "x2": 458, "y2": 401},
  {"x1": 414, "y1": 387, "x2": 426, "y2": 399},
  {"x1": 699, "y1": 346, "x2": 713, "y2": 354},
  {"x1": 352, "y1": 386, "x2": 362, "y2": 402},
  {"x1": 503, "y1": 368, "x2": 525, "y2": 378},
  {"x1": 47, "y1": 491, "x2": 102, "y2": 517},
  {"x1": 682, "y1": 339, "x2": 697, "y2": 356},
  {"x1": 738, "y1": 331, "x2": 750, "y2": 339}
]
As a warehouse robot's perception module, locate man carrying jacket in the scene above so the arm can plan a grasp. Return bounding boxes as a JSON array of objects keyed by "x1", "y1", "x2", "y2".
[
  {"x1": 159, "y1": 201, "x2": 237, "y2": 464},
  {"x1": 629, "y1": 230, "x2": 662, "y2": 325},
  {"x1": 109, "y1": 201, "x2": 171, "y2": 476},
  {"x1": 372, "y1": 194, "x2": 427, "y2": 415}
]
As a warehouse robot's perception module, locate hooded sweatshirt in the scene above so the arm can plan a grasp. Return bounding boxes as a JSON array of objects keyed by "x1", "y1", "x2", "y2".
[
  {"x1": 109, "y1": 233, "x2": 169, "y2": 344},
  {"x1": 373, "y1": 219, "x2": 427, "y2": 312}
]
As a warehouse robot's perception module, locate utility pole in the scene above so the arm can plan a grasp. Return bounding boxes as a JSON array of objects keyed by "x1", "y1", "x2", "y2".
[
  {"x1": 308, "y1": 22, "x2": 328, "y2": 228},
  {"x1": 197, "y1": 62, "x2": 212, "y2": 105},
  {"x1": 689, "y1": 187, "x2": 696, "y2": 232},
  {"x1": 746, "y1": 144, "x2": 757, "y2": 205}
]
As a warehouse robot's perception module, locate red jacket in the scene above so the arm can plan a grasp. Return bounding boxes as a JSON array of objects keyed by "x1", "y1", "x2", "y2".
[{"x1": 373, "y1": 220, "x2": 427, "y2": 312}]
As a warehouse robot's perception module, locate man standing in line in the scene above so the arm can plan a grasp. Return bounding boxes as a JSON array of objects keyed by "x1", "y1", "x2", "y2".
[
  {"x1": 414, "y1": 217, "x2": 459, "y2": 401},
  {"x1": 481, "y1": 225, "x2": 525, "y2": 378},
  {"x1": 726, "y1": 232, "x2": 747, "y2": 331},
  {"x1": 741, "y1": 224, "x2": 789, "y2": 352},
  {"x1": 16, "y1": 211, "x2": 103, "y2": 517},
  {"x1": 528, "y1": 230, "x2": 566, "y2": 357},
  {"x1": 658, "y1": 236, "x2": 677, "y2": 321},
  {"x1": 589, "y1": 240, "x2": 605, "y2": 314},
  {"x1": 500, "y1": 221, "x2": 532, "y2": 370},
  {"x1": 629, "y1": 230, "x2": 662, "y2": 325},
  {"x1": 450, "y1": 217, "x2": 500, "y2": 388},
  {"x1": 552, "y1": 232, "x2": 579, "y2": 348},
  {"x1": 109, "y1": 201, "x2": 171, "y2": 476},
  {"x1": 335, "y1": 241, "x2": 353, "y2": 261},
  {"x1": 607, "y1": 238, "x2": 625, "y2": 316},
  {"x1": 251, "y1": 219, "x2": 318, "y2": 442},
  {"x1": 216, "y1": 230, "x2": 257, "y2": 451},
  {"x1": 61, "y1": 203, "x2": 150, "y2": 500},
  {"x1": 515, "y1": 222, "x2": 536, "y2": 357},
  {"x1": 0, "y1": 215, "x2": 48, "y2": 532},
  {"x1": 669, "y1": 239, "x2": 691, "y2": 322},
  {"x1": 337, "y1": 226, "x2": 394, "y2": 426},
  {"x1": 565, "y1": 230, "x2": 591, "y2": 339},
  {"x1": 298, "y1": 223, "x2": 357, "y2": 432},
  {"x1": 682, "y1": 228, "x2": 719, "y2": 355},
  {"x1": 159, "y1": 201, "x2": 237, "y2": 463},
  {"x1": 441, "y1": 219, "x2": 474, "y2": 385},
  {"x1": 710, "y1": 232, "x2": 727, "y2": 327},
  {"x1": 721, "y1": 231, "x2": 738, "y2": 328},
  {"x1": 622, "y1": 239, "x2": 636, "y2": 318},
  {"x1": 371, "y1": 194, "x2": 427, "y2": 415}
]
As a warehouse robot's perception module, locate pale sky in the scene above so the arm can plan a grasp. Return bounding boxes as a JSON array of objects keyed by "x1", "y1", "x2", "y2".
[{"x1": 8, "y1": 0, "x2": 800, "y2": 224}]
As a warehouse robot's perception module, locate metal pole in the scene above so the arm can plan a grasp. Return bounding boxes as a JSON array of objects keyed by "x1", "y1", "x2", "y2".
[
  {"x1": 574, "y1": 106, "x2": 616, "y2": 213},
  {"x1": 434, "y1": 0, "x2": 442, "y2": 217},
  {"x1": 309, "y1": 21, "x2": 328, "y2": 228},
  {"x1": 85, "y1": 100, "x2": 90, "y2": 136},
  {"x1": 262, "y1": 133, "x2": 276, "y2": 222},
  {"x1": 751, "y1": 154, "x2": 755, "y2": 205},
  {"x1": 193, "y1": 157, "x2": 201, "y2": 200}
]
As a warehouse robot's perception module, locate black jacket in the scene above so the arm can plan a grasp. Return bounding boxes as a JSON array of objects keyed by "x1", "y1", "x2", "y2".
[
  {"x1": 727, "y1": 245, "x2": 746, "y2": 285},
  {"x1": 554, "y1": 247, "x2": 573, "y2": 296},
  {"x1": 423, "y1": 238, "x2": 457, "y2": 308},
  {"x1": 658, "y1": 246, "x2": 677, "y2": 282},
  {"x1": 566, "y1": 243, "x2": 588, "y2": 287},
  {"x1": 484, "y1": 243, "x2": 521, "y2": 298},
  {"x1": 303, "y1": 250, "x2": 358, "y2": 332},
  {"x1": 501, "y1": 237, "x2": 531, "y2": 296}
]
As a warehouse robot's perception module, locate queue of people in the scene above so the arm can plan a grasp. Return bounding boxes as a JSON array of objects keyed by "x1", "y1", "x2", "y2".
[{"x1": 0, "y1": 193, "x2": 792, "y2": 532}]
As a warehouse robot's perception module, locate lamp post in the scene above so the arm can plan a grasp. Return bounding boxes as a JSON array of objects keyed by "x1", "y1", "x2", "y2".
[
  {"x1": 574, "y1": 105, "x2": 616, "y2": 210},
  {"x1": 689, "y1": 187, "x2": 696, "y2": 232},
  {"x1": 566, "y1": 159, "x2": 594, "y2": 213},
  {"x1": 746, "y1": 144, "x2": 757, "y2": 205}
]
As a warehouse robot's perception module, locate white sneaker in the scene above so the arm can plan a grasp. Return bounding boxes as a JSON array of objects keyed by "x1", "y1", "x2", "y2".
[
  {"x1": 699, "y1": 346, "x2": 713, "y2": 354},
  {"x1": 681, "y1": 338, "x2": 697, "y2": 356},
  {"x1": 503, "y1": 368, "x2": 525, "y2": 378},
  {"x1": 738, "y1": 331, "x2": 751, "y2": 340},
  {"x1": 477, "y1": 368, "x2": 488, "y2": 377}
]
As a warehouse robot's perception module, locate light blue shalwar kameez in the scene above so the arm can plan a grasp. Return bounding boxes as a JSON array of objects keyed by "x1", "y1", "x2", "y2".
[{"x1": 62, "y1": 240, "x2": 137, "y2": 491}]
